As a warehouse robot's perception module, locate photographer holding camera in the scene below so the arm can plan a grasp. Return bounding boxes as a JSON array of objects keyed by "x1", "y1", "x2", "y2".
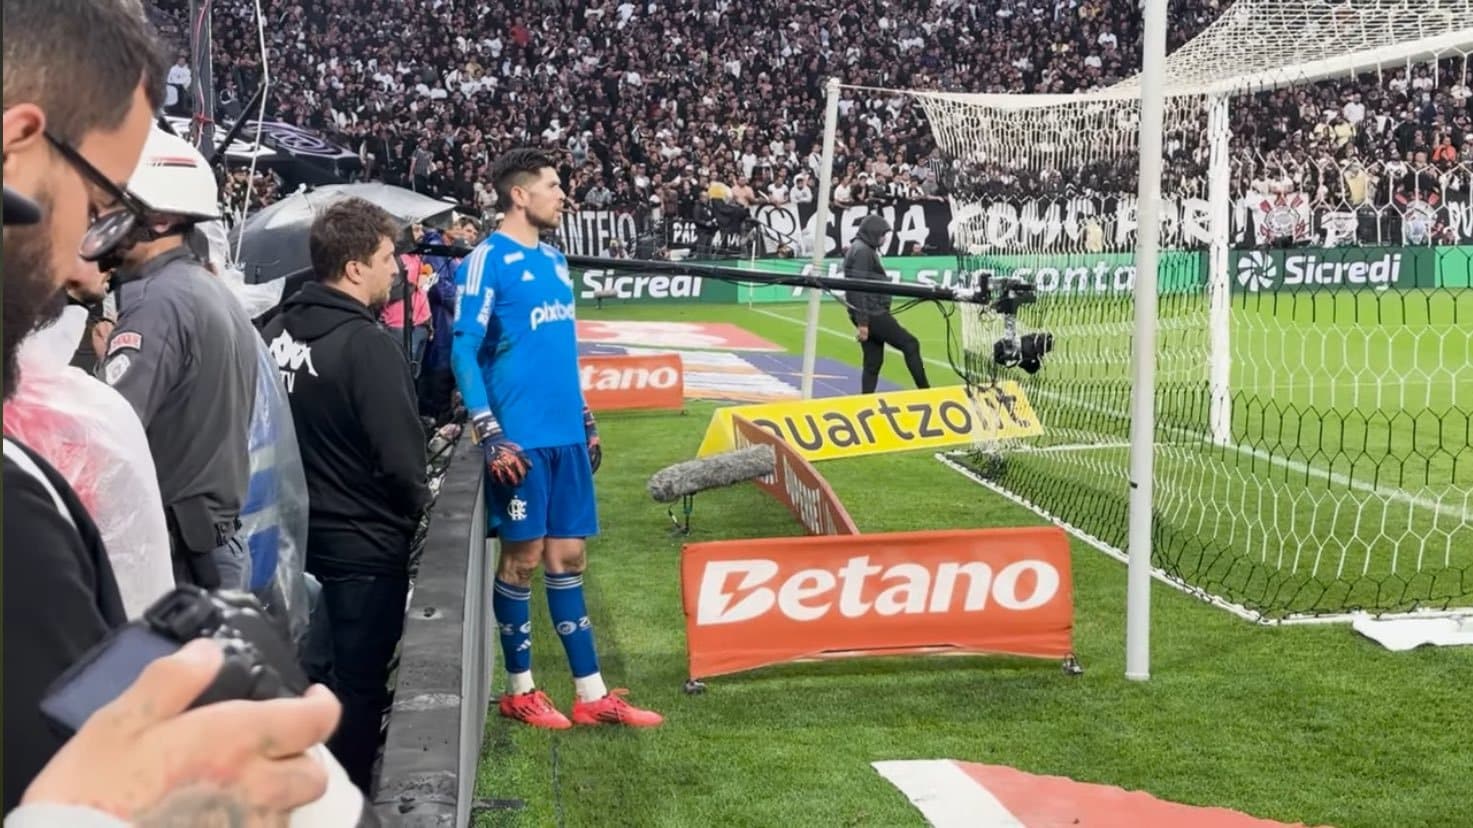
[
  {"x1": 843, "y1": 213, "x2": 931, "y2": 394},
  {"x1": 4, "y1": 1, "x2": 349, "y2": 822},
  {"x1": 9, "y1": 638, "x2": 342, "y2": 827}
]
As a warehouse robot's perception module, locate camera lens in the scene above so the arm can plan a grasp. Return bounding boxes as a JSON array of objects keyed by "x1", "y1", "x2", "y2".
[{"x1": 1021, "y1": 332, "x2": 1054, "y2": 360}]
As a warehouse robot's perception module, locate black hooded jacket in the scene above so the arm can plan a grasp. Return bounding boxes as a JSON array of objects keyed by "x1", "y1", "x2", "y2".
[
  {"x1": 260, "y1": 282, "x2": 429, "y2": 576},
  {"x1": 842, "y1": 214, "x2": 892, "y2": 325}
]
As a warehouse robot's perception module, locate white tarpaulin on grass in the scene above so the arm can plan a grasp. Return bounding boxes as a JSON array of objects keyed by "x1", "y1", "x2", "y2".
[{"x1": 1351, "y1": 614, "x2": 1473, "y2": 652}]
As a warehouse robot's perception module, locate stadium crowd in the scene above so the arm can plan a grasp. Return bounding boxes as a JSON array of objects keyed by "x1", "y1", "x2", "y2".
[
  {"x1": 4, "y1": 1, "x2": 366, "y2": 823},
  {"x1": 8, "y1": 2, "x2": 662, "y2": 820},
  {"x1": 5, "y1": 1, "x2": 1470, "y2": 825},
  {"x1": 148, "y1": 0, "x2": 1471, "y2": 246}
]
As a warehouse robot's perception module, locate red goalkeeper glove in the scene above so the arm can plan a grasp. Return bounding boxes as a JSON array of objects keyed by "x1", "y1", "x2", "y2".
[
  {"x1": 583, "y1": 405, "x2": 602, "y2": 474},
  {"x1": 471, "y1": 412, "x2": 530, "y2": 487}
]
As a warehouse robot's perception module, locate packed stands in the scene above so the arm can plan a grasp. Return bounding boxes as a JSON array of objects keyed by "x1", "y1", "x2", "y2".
[{"x1": 150, "y1": 0, "x2": 1470, "y2": 249}]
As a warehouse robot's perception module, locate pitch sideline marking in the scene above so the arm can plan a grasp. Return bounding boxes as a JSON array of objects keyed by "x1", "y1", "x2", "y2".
[
  {"x1": 748, "y1": 306, "x2": 1473, "y2": 525},
  {"x1": 871, "y1": 760, "x2": 1023, "y2": 828}
]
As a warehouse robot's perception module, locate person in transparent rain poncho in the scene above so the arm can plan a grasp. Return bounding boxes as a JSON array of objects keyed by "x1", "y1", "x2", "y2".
[
  {"x1": 197, "y1": 216, "x2": 312, "y2": 652},
  {"x1": 2, "y1": 257, "x2": 174, "y2": 619}
]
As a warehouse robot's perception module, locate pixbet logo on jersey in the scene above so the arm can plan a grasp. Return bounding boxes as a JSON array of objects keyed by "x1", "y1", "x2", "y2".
[
  {"x1": 679, "y1": 527, "x2": 1074, "y2": 679},
  {"x1": 529, "y1": 300, "x2": 576, "y2": 331}
]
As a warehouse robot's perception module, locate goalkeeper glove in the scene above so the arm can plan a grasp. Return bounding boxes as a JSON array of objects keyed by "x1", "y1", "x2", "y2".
[
  {"x1": 471, "y1": 412, "x2": 530, "y2": 487},
  {"x1": 583, "y1": 405, "x2": 602, "y2": 474}
]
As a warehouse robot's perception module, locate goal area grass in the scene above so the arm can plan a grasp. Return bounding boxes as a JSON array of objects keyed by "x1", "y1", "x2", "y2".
[{"x1": 471, "y1": 300, "x2": 1472, "y2": 828}]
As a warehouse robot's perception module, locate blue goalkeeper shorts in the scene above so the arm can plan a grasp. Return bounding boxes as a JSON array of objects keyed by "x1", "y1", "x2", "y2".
[{"x1": 485, "y1": 443, "x2": 599, "y2": 543}]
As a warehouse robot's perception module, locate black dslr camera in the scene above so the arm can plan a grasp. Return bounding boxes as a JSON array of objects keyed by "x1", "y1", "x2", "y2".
[{"x1": 41, "y1": 586, "x2": 308, "y2": 735}]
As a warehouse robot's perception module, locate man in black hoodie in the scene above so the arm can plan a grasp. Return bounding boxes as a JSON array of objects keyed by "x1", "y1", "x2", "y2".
[
  {"x1": 260, "y1": 196, "x2": 430, "y2": 793},
  {"x1": 843, "y1": 213, "x2": 930, "y2": 394}
]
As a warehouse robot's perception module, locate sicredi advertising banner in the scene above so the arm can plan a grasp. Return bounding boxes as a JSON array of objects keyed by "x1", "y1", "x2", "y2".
[
  {"x1": 1228, "y1": 246, "x2": 1445, "y2": 293},
  {"x1": 698, "y1": 384, "x2": 1044, "y2": 461},
  {"x1": 726, "y1": 246, "x2": 1471, "y2": 303},
  {"x1": 579, "y1": 352, "x2": 684, "y2": 412},
  {"x1": 576, "y1": 268, "x2": 739, "y2": 303},
  {"x1": 725, "y1": 252, "x2": 1205, "y2": 303},
  {"x1": 730, "y1": 416, "x2": 858, "y2": 536},
  {"x1": 680, "y1": 526, "x2": 1075, "y2": 680}
]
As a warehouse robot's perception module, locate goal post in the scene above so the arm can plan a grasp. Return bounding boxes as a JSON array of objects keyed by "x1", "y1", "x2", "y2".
[
  {"x1": 1124, "y1": 0, "x2": 1170, "y2": 681},
  {"x1": 1205, "y1": 92, "x2": 1232, "y2": 448},
  {"x1": 809, "y1": 1, "x2": 1473, "y2": 628}
]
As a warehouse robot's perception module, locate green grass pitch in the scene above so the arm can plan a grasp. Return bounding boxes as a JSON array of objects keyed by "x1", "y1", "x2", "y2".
[{"x1": 472, "y1": 297, "x2": 1473, "y2": 828}]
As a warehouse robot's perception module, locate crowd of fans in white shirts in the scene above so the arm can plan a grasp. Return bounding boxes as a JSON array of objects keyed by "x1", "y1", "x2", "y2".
[{"x1": 147, "y1": 0, "x2": 1471, "y2": 246}]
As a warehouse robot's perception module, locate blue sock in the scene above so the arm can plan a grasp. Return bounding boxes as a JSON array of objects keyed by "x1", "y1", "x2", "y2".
[
  {"x1": 492, "y1": 578, "x2": 532, "y2": 678},
  {"x1": 545, "y1": 571, "x2": 600, "y2": 678}
]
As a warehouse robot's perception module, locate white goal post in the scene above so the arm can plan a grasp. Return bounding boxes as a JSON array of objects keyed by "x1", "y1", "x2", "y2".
[{"x1": 800, "y1": 1, "x2": 1473, "y2": 672}]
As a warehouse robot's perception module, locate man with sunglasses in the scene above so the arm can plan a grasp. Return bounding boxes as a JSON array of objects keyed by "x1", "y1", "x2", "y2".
[
  {"x1": 5, "y1": 3, "x2": 348, "y2": 824},
  {"x1": 95, "y1": 126, "x2": 259, "y2": 592},
  {"x1": 2, "y1": 0, "x2": 167, "y2": 806}
]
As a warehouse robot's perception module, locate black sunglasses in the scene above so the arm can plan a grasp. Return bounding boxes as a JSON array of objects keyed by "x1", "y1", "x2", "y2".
[{"x1": 43, "y1": 131, "x2": 153, "y2": 262}]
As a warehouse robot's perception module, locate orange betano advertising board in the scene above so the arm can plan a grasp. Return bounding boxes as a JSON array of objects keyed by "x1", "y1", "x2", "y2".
[
  {"x1": 579, "y1": 352, "x2": 684, "y2": 412},
  {"x1": 731, "y1": 416, "x2": 858, "y2": 536},
  {"x1": 680, "y1": 526, "x2": 1074, "y2": 680}
]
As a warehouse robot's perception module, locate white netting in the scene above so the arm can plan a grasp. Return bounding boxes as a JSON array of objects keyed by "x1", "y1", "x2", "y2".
[
  {"x1": 1108, "y1": 0, "x2": 1473, "y2": 96},
  {"x1": 888, "y1": 6, "x2": 1473, "y2": 620}
]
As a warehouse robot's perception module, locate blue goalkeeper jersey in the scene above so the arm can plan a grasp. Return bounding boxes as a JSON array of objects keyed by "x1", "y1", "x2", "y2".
[{"x1": 451, "y1": 233, "x2": 586, "y2": 450}]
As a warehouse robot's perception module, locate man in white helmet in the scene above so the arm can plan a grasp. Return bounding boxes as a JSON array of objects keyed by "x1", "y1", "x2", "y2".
[{"x1": 97, "y1": 125, "x2": 259, "y2": 591}]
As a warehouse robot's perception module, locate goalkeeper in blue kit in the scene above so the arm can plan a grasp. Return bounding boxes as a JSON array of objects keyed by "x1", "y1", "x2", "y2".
[{"x1": 451, "y1": 148, "x2": 662, "y2": 729}]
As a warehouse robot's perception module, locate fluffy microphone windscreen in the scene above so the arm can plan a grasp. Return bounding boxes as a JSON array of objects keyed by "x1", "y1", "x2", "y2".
[{"x1": 647, "y1": 445, "x2": 777, "y2": 503}]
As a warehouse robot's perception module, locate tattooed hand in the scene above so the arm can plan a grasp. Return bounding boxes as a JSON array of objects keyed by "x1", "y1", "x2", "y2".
[{"x1": 21, "y1": 639, "x2": 342, "y2": 827}]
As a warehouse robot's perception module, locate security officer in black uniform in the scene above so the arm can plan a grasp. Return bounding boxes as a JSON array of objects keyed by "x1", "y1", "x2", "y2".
[{"x1": 97, "y1": 126, "x2": 258, "y2": 590}]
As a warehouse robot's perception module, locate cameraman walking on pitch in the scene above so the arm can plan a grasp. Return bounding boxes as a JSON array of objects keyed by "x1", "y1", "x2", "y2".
[{"x1": 844, "y1": 214, "x2": 930, "y2": 394}]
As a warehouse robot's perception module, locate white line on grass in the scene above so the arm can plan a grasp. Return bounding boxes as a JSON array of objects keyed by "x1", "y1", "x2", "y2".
[
  {"x1": 871, "y1": 760, "x2": 1024, "y2": 828},
  {"x1": 748, "y1": 306, "x2": 1473, "y2": 525},
  {"x1": 1018, "y1": 441, "x2": 1134, "y2": 453},
  {"x1": 936, "y1": 451, "x2": 1473, "y2": 626},
  {"x1": 932, "y1": 451, "x2": 1268, "y2": 624}
]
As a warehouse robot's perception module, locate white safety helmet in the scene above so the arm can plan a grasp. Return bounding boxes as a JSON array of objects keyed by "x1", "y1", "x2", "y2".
[{"x1": 126, "y1": 125, "x2": 222, "y2": 221}]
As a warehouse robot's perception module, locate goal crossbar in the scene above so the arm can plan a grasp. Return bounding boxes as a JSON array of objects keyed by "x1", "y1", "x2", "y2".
[
  {"x1": 812, "y1": 4, "x2": 1473, "y2": 631},
  {"x1": 843, "y1": 28, "x2": 1473, "y2": 111}
]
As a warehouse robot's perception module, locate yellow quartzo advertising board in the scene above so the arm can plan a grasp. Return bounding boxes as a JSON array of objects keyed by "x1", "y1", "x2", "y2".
[{"x1": 697, "y1": 383, "x2": 1044, "y2": 462}]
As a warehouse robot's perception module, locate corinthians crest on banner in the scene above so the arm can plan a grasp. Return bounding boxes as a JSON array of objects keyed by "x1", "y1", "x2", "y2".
[
  {"x1": 1401, "y1": 198, "x2": 1438, "y2": 245},
  {"x1": 1251, "y1": 191, "x2": 1313, "y2": 244}
]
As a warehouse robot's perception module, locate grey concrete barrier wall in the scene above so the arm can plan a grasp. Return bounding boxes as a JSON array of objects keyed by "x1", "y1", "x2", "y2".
[{"x1": 374, "y1": 440, "x2": 497, "y2": 826}]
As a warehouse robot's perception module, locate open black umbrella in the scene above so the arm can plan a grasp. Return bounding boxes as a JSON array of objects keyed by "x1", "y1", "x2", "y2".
[{"x1": 233, "y1": 182, "x2": 457, "y2": 285}]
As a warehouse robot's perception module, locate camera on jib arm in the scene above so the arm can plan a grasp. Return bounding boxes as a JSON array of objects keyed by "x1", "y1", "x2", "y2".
[
  {"x1": 970, "y1": 269, "x2": 1055, "y2": 375},
  {"x1": 41, "y1": 586, "x2": 377, "y2": 826}
]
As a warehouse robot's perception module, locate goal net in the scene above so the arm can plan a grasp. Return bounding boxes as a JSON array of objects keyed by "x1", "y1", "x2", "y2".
[{"x1": 901, "y1": 0, "x2": 1473, "y2": 621}]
